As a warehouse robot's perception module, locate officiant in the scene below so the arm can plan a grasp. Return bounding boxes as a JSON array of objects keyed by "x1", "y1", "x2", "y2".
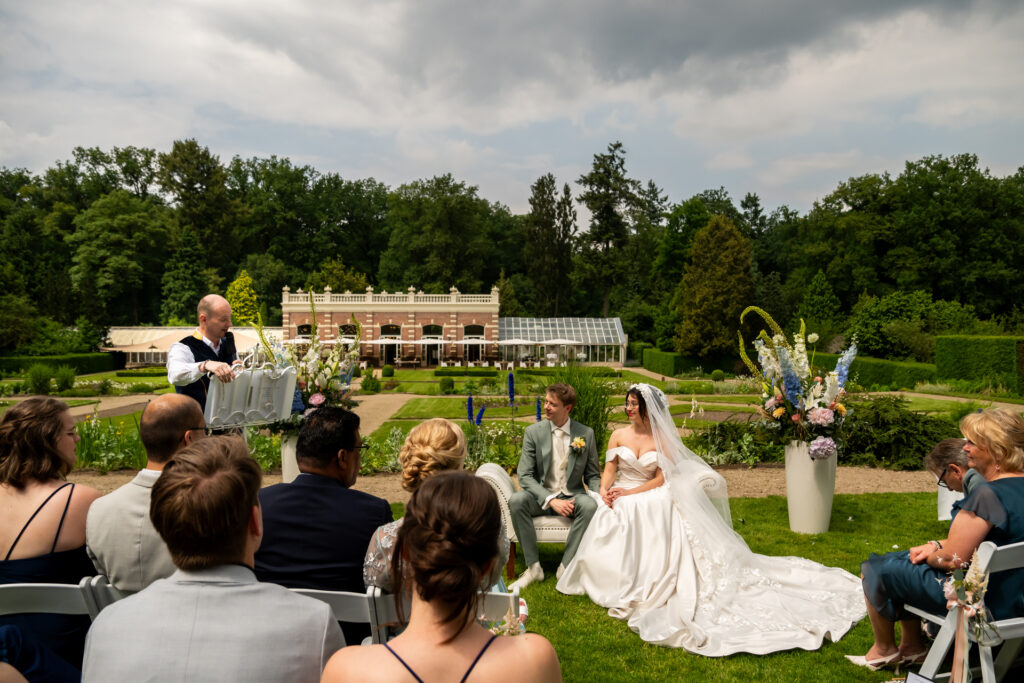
[{"x1": 166, "y1": 294, "x2": 241, "y2": 412}]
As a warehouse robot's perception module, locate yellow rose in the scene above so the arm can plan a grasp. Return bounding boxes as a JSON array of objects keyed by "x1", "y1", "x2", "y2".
[
  {"x1": 834, "y1": 403, "x2": 846, "y2": 416},
  {"x1": 772, "y1": 407, "x2": 786, "y2": 419}
]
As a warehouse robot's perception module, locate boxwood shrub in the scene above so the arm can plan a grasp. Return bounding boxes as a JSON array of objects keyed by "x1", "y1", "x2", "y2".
[{"x1": 935, "y1": 336, "x2": 1024, "y2": 391}]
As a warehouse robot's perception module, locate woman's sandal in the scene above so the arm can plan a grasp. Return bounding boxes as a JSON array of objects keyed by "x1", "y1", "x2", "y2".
[{"x1": 844, "y1": 651, "x2": 902, "y2": 671}]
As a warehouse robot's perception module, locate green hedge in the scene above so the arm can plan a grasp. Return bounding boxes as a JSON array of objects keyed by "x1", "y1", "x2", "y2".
[
  {"x1": 433, "y1": 368, "x2": 499, "y2": 378},
  {"x1": 935, "y1": 336, "x2": 1024, "y2": 391},
  {"x1": 0, "y1": 353, "x2": 122, "y2": 376},
  {"x1": 814, "y1": 352, "x2": 936, "y2": 390},
  {"x1": 642, "y1": 349, "x2": 687, "y2": 376},
  {"x1": 628, "y1": 341, "x2": 653, "y2": 361},
  {"x1": 516, "y1": 367, "x2": 620, "y2": 377}
]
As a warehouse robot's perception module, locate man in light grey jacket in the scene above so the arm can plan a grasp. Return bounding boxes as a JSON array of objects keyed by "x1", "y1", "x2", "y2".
[
  {"x1": 82, "y1": 436, "x2": 343, "y2": 682},
  {"x1": 85, "y1": 393, "x2": 204, "y2": 592}
]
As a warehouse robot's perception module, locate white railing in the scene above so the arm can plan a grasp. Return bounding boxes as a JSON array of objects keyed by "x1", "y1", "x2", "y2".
[{"x1": 283, "y1": 290, "x2": 499, "y2": 306}]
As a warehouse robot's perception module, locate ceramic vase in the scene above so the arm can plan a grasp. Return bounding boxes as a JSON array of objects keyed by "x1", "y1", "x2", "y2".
[{"x1": 784, "y1": 440, "x2": 837, "y2": 534}]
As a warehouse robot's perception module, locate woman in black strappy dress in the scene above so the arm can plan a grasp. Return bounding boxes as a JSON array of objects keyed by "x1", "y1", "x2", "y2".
[{"x1": 1, "y1": 397, "x2": 102, "y2": 678}]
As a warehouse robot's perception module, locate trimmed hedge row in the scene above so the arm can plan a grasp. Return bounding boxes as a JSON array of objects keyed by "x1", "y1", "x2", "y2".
[
  {"x1": 813, "y1": 352, "x2": 936, "y2": 390},
  {"x1": 935, "y1": 336, "x2": 1024, "y2": 391},
  {"x1": 515, "y1": 367, "x2": 620, "y2": 377},
  {"x1": 433, "y1": 369, "x2": 499, "y2": 378},
  {"x1": 641, "y1": 349, "x2": 736, "y2": 377},
  {"x1": 0, "y1": 353, "x2": 122, "y2": 375}
]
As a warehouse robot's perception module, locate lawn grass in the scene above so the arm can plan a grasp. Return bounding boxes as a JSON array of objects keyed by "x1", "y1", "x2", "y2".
[
  {"x1": 517, "y1": 491, "x2": 945, "y2": 682},
  {"x1": 393, "y1": 398, "x2": 542, "y2": 420},
  {"x1": 694, "y1": 394, "x2": 762, "y2": 405}
]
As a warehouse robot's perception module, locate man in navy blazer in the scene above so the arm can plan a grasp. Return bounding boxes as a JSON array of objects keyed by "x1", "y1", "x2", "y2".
[{"x1": 255, "y1": 406, "x2": 392, "y2": 645}]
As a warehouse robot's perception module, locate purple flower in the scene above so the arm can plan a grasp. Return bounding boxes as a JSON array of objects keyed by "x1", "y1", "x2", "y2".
[
  {"x1": 808, "y1": 436, "x2": 837, "y2": 460},
  {"x1": 475, "y1": 406, "x2": 486, "y2": 426},
  {"x1": 806, "y1": 407, "x2": 835, "y2": 426}
]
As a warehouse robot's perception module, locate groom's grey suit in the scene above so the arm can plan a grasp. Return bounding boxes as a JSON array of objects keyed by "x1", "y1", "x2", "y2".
[{"x1": 510, "y1": 418, "x2": 601, "y2": 566}]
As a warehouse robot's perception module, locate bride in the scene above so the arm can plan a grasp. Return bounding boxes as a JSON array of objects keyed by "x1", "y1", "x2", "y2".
[{"x1": 556, "y1": 383, "x2": 866, "y2": 656}]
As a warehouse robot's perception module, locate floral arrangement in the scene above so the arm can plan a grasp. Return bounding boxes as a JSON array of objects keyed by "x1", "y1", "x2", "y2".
[
  {"x1": 569, "y1": 436, "x2": 586, "y2": 456},
  {"x1": 942, "y1": 549, "x2": 999, "y2": 646},
  {"x1": 738, "y1": 306, "x2": 857, "y2": 458},
  {"x1": 250, "y1": 292, "x2": 361, "y2": 429}
]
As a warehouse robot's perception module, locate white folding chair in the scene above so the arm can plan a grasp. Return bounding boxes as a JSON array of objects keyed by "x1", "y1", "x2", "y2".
[
  {"x1": 369, "y1": 586, "x2": 519, "y2": 644},
  {"x1": 0, "y1": 577, "x2": 96, "y2": 620},
  {"x1": 291, "y1": 587, "x2": 375, "y2": 646},
  {"x1": 909, "y1": 540, "x2": 1024, "y2": 682},
  {"x1": 84, "y1": 575, "x2": 127, "y2": 615}
]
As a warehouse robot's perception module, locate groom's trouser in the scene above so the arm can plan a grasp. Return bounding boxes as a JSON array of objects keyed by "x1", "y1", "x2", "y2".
[{"x1": 509, "y1": 491, "x2": 597, "y2": 566}]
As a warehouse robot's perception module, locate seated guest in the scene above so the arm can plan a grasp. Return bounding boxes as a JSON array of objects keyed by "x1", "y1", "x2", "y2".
[
  {"x1": 848, "y1": 409, "x2": 1024, "y2": 671},
  {"x1": 255, "y1": 406, "x2": 392, "y2": 645},
  {"x1": 82, "y1": 436, "x2": 343, "y2": 681},
  {"x1": 363, "y1": 418, "x2": 508, "y2": 593},
  {"x1": 86, "y1": 393, "x2": 205, "y2": 592},
  {"x1": 925, "y1": 436, "x2": 982, "y2": 499},
  {"x1": 323, "y1": 472, "x2": 561, "y2": 683},
  {"x1": 1, "y1": 398, "x2": 101, "y2": 674}
]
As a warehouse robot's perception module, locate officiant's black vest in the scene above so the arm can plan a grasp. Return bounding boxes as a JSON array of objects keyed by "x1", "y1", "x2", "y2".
[{"x1": 174, "y1": 332, "x2": 237, "y2": 411}]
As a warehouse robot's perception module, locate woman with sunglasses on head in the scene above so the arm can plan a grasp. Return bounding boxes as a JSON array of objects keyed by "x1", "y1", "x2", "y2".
[{"x1": 851, "y1": 409, "x2": 1024, "y2": 671}]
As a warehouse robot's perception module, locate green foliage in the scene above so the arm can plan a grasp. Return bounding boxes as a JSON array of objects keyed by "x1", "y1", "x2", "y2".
[
  {"x1": 115, "y1": 368, "x2": 167, "y2": 377},
  {"x1": 433, "y1": 368, "x2": 498, "y2": 377},
  {"x1": 360, "y1": 370, "x2": 381, "y2": 393},
  {"x1": 304, "y1": 257, "x2": 368, "y2": 294},
  {"x1": 628, "y1": 341, "x2": 652, "y2": 361},
  {"x1": 464, "y1": 420, "x2": 526, "y2": 472},
  {"x1": 247, "y1": 431, "x2": 282, "y2": 472},
  {"x1": 687, "y1": 419, "x2": 782, "y2": 466},
  {"x1": 0, "y1": 353, "x2": 119, "y2": 375},
  {"x1": 642, "y1": 348, "x2": 687, "y2": 377},
  {"x1": 75, "y1": 414, "x2": 146, "y2": 472},
  {"x1": 841, "y1": 395, "x2": 959, "y2": 469},
  {"x1": 381, "y1": 364, "x2": 394, "y2": 378},
  {"x1": 438, "y1": 377, "x2": 455, "y2": 394},
  {"x1": 160, "y1": 228, "x2": 207, "y2": 324},
  {"x1": 710, "y1": 369, "x2": 726, "y2": 382},
  {"x1": 796, "y1": 270, "x2": 842, "y2": 324},
  {"x1": 361, "y1": 427, "x2": 404, "y2": 475},
  {"x1": 26, "y1": 364, "x2": 54, "y2": 395},
  {"x1": 54, "y1": 365, "x2": 76, "y2": 392},
  {"x1": 0, "y1": 294, "x2": 41, "y2": 352},
  {"x1": 815, "y1": 352, "x2": 936, "y2": 390},
  {"x1": 935, "y1": 336, "x2": 1024, "y2": 392},
  {"x1": 225, "y1": 269, "x2": 260, "y2": 325},
  {"x1": 552, "y1": 364, "x2": 614, "y2": 453},
  {"x1": 523, "y1": 174, "x2": 574, "y2": 316},
  {"x1": 676, "y1": 216, "x2": 754, "y2": 358}
]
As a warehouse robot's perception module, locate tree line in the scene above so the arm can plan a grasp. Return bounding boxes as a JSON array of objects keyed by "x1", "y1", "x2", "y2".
[{"x1": 2, "y1": 139, "x2": 1022, "y2": 363}]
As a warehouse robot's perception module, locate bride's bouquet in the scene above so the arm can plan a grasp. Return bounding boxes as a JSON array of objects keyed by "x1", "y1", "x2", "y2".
[{"x1": 738, "y1": 306, "x2": 857, "y2": 458}]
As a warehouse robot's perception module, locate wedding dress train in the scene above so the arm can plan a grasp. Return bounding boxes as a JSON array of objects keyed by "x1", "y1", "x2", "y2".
[{"x1": 555, "y1": 385, "x2": 866, "y2": 656}]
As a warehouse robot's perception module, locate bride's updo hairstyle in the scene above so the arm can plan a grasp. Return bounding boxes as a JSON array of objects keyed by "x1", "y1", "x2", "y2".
[
  {"x1": 398, "y1": 418, "x2": 467, "y2": 492},
  {"x1": 391, "y1": 471, "x2": 502, "y2": 641}
]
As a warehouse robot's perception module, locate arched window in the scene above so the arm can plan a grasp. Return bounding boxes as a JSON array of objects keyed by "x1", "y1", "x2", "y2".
[
  {"x1": 296, "y1": 324, "x2": 312, "y2": 336},
  {"x1": 422, "y1": 324, "x2": 443, "y2": 336},
  {"x1": 381, "y1": 324, "x2": 401, "y2": 336},
  {"x1": 338, "y1": 324, "x2": 357, "y2": 337},
  {"x1": 464, "y1": 324, "x2": 484, "y2": 336}
]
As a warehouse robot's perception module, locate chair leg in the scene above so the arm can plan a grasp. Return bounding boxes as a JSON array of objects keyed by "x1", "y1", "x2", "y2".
[
  {"x1": 506, "y1": 542, "x2": 516, "y2": 580},
  {"x1": 921, "y1": 609, "x2": 960, "y2": 679},
  {"x1": 994, "y1": 637, "x2": 1023, "y2": 681}
]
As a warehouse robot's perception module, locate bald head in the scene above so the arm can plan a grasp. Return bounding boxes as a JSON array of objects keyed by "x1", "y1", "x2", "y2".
[
  {"x1": 197, "y1": 294, "x2": 232, "y2": 344},
  {"x1": 140, "y1": 394, "x2": 205, "y2": 466}
]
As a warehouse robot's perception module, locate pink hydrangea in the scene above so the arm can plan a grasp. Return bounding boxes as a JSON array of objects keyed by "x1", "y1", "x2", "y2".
[
  {"x1": 807, "y1": 407, "x2": 835, "y2": 426},
  {"x1": 309, "y1": 392, "x2": 326, "y2": 407},
  {"x1": 808, "y1": 436, "x2": 837, "y2": 459}
]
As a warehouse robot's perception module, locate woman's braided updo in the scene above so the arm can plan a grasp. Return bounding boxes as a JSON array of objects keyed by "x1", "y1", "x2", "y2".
[{"x1": 398, "y1": 418, "x2": 466, "y2": 492}]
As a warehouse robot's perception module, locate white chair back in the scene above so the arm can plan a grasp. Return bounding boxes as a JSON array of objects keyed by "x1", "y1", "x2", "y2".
[
  {"x1": 369, "y1": 587, "x2": 520, "y2": 644},
  {"x1": 85, "y1": 575, "x2": 128, "y2": 615},
  {"x1": 0, "y1": 577, "x2": 96, "y2": 619},
  {"x1": 291, "y1": 587, "x2": 375, "y2": 646}
]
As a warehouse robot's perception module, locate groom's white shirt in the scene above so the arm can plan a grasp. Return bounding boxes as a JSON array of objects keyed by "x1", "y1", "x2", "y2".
[{"x1": 541, "y1": 417, "x2": 572, "y2": 507}]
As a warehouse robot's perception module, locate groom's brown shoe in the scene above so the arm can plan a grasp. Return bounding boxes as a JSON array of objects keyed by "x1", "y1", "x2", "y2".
[{"x1": 509, "y1": 562, "x2": 544, "y2": 591}]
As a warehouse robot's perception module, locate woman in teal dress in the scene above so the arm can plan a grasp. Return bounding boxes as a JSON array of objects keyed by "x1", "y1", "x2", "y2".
[{"x1": 849, "y1": 408, "x2": 1024, "y2": 671}]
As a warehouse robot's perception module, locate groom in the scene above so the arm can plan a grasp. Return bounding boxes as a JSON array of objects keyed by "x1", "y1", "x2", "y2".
[{"x1": 509, "y1": 382, "x2": 601, "y2": 590}]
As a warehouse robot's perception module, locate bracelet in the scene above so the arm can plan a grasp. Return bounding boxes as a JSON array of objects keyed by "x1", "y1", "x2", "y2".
[{"x1": 929, "y1": 540, "x2": 943, "y2": 551}]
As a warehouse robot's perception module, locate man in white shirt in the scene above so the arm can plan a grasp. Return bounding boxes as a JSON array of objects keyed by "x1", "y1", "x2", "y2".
[
  {"x1": 166, "y1": 293, "x2": 241, "y2": 411},
  {"x1": 85, "y1": 393, "x2": 205, "y2": 592},
  {"x1": 509, "y1": 383, "x2": 600, "y2": 590}
]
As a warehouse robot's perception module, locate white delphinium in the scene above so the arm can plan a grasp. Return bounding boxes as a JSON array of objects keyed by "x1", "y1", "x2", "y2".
[
  {"x1": 822, "y1": 371, "x2": 841, "y2": 406},
  {"x1": 792, "y1": 331, "x2": 810, "y2": 380}
]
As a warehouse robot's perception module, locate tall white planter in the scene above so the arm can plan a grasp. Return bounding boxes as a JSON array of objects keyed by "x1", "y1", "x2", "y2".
[
  {"x1": 784, "y1": 440, "x2": 837, "y2": 534},
  {"x1": 937, "y1": 485, "x2": 964, "y2": 521},
  {"x1": 281, "y1": 434, "x2": 299, "y2": 483}
]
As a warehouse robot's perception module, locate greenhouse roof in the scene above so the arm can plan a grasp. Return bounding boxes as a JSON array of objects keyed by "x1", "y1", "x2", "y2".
[{"x1": 498, "y1": 317, "x2": 626, "y2": 345}]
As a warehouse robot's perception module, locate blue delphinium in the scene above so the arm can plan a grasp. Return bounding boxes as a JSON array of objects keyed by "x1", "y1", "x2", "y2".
[
  {"x1": 536, "y1": 397, "x2": 542, "y2": 422},
  {"x1": 776, "y1": 346, "x2": 804, "y2": 409},
  {"x1": 834, "y1": 342, "x2": 858, "y2": 389},
  {"x1": 467, "y1": 393, "x2": 473, "y2": 423},
  {"x1": 476, "y1": 406, "x2": 486, "y2": 426},
  {"x1": 508, "y1": 372, "x2": 515, "y2": 407}
]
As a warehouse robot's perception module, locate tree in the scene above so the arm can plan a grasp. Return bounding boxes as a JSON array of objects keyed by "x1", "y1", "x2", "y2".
[
  {"x1": 240, "y1": 253, "x2": 297, "y2": 325},
  {"x1": 157, "y1": 139, "x2": 243, "y2": 274},
  {"x1": 308, "y1": 175, "x2": 391, "y2": 281},
  {"x1": 161, "y1": 228, "x2": 207, "y2": 324},
  {"x1": 305, "y1": 257, "x2": 369, "y2": 294},
  {"x1": 226, "y1": 270, "x2": 260, "y2": 325},
  {"x1": 653, "y1": 197, "x2": 712, "y2": 293},
  {"x1": 796, "y1": 270, "x2": 842, "y2": 324},
  {"x1": 576, "y1": 141, "x2": 640, "y2": 316},
  {"x1": 377, "y1": 175, "x2": 494, "y2": 292},
  {"x1": 675, "y1": 216, "x2": 754, "y2": 358},
  {"x1": 67, "y1": 191, "x2": 171, "y2": 325},
  {"x1": 524, "y1": 174, "x2": 561, "y2": 316}
]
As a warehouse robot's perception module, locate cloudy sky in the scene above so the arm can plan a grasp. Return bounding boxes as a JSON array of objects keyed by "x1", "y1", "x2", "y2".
[{"x1": 1, "y1": 0, "x2": 1022, "y2": 214}]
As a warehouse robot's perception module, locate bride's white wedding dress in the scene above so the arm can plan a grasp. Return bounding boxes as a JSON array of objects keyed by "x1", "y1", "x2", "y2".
[{"x1": 556, "y1": 384, "x2": 866, "y2": 657}]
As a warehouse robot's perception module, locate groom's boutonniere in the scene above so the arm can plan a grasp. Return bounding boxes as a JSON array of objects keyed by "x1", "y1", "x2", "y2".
[{"x1": 569, "y1": 437, "x2": 586, "y2": 456}]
